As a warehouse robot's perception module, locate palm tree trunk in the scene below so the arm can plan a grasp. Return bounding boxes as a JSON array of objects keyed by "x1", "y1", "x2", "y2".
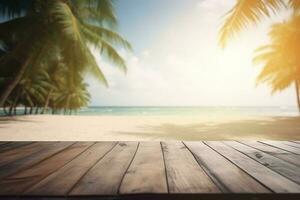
[
  {"x1": 41, "y1": 89, "x2": 53, "y2": 114},
  {"x1": 295, "y1": 80, "x2": 300, "y2": 114},
  {"x1": 0, "y1": 57, "x2": 32, "y2": 107},
  {"x1": 9, "y1": 90, "x2": 21, "y2": 116},
  {"x1": 8, "y1": 105, "x2": 13, "y2": 116},
  {"x1": 64, "y1": 96, "x2": 71, "y2": 115},
  {"x1": 3, "y1": 107, "x2": 9, "y2": 115},
  {"x1": 35, "y1": 107, "x2": 39, "y2": 114}
]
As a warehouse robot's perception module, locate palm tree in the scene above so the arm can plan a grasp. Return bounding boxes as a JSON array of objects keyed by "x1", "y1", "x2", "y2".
[
  {"x1": 54, "y1": 78, "x2": 91, "y2": 114},
  {"x1": 18, "y1": 67, "x2": 51, "y2": 114},
  {"x1": 40, "y1": 60, "x2": 66, "y2": 114},
  {"x1": 220, "y1": 0, "x2": 300, "y2": 113},
  {"x1": 0, "y1": 0, "x2": 131, "y2": 108},
  {"x1": 219, "y1": 0, "x2": 300, "y2": 48},
  {"x1": 254, "y1": 15, "x2": 300, "y2": 111}
]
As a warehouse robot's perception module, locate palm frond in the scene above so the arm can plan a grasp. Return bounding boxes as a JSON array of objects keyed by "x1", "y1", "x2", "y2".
[
  {"x1": 84, "y1": 44, "x2": 109, "y2": 86},
  {"x1": 81, "y1": 25, "x2": 127, "y2": 72},
  {"x1": 72, "y1": 0, "x2": 117, "y2": 27},
  {"x1": 81, "y1": 23, "x2": 132, "y2": 50},
  {"x1": 254, "y1": 14, "x2": 300, "y2": 93},
  {"x1": 219, "y1": 0, "x2": 284, "y2": 48},
  {"x1": 51, "y1": 1, "x2": 82, "y2": 42},
  {"x1": 289, "y1": 0, "x2": 300, "y2": 11}
]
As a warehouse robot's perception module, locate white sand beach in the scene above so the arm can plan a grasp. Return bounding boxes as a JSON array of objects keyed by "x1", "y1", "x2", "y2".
[{"x1": 0, "y1": 115, "x2": 300, "y2": 141}]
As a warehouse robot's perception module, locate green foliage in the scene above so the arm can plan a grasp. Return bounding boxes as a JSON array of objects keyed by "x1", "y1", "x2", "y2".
[{"x1": 0, "y1": 0, "x2": 131, "y2": 114}]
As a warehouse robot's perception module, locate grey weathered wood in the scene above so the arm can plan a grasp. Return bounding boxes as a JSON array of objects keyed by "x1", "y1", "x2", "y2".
[
  {"x1": 0, "y1": 142, "x2": 33, "y2": 153},
  {"x1": 290, "y1": 141, "x2": 300, "y2": 146},
  {"x1": 0, "y1": 141, "x2": 298, "y2": 197},
  {"x1": 240, "y1": 141, "x2": 300, "y2": 166},
  {"x1": 282, "y1": 141, "x2": 300, "y2": 149},
  {"x1": 0, "y1": 142, "x2": 66, "y2": 167},
  {"x1": 70, "y1": 142, "x2": 138, "y2": 195},
  {"x1": 0, "y1": 142, "x2": 93, "y2": 195},
  {"x1": 0, "y1": 142, "x2": 73, "y2": 178},
  {"x1": 260, "y1": 141, "x2": 300, "y2": 155},
  {"x1": 119, "y1": 142, "x2": 168, "y2": 194},
  {"x1": 225, "y1": 141, "x2": 300, "y2": 184},
  {"x1": 205, "y1": 141, "x2": 300, "y2": 193},
  {"x1": 184, "y1": 142, "x2": 270, "y2": 193},
  {"x1": 25, "y1": 142, "x2": 116, "y2": 196},
  {"x1": 161, "y1": 142, "x2": 220, "y2": 193}
]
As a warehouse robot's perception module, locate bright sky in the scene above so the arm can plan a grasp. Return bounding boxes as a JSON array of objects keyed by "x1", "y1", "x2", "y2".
[{"x1": 88, "y1": 0, "x2": 297, "y2": 106}]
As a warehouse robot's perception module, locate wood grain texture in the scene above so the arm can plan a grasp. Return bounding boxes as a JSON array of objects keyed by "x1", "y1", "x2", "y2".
[
  {"x1": 260, "y1": 141, "x2": 300, "y2": 155},
  {"x1": 161, "y1": 142, "x2": 220, "y2": 193},
  {"x1": 70, "y1": 142, "x2": 138, "y2": 196},
  {"x1": 0, "y1": 141, "x2": 299, "y2": 197},
  {"x1": 119, "y1": 142, "x2": 168, "y2": 194},
  {"x1": 0, "y1": 142, "x2": 93, "y2": 195},
  {"x1": 206, "y1": 141, "x2": 300, "y2": 193},
  {"x1": 239, "y1": 141, "x2": 300, "y2": 166},
  {"x1": 184, "y1": 142, "x2": 270, "y2": 193},
  {"x1": 0, "y1": 142, "x2": 41, "y2": 167},
  {"x1": 225, "y1": 141, "x2": 300, "y2": 184},
  {"x1": 0, "y1": 142, "x2": 73, "y2": 178},
  {"x1": 25, "y1": 142, "x2": 116, "y2": 196},
  {"x1": 0, "y1": 142, "x2": 33, "y2": 153},
  {"x1": 282, "y1": 141, "x2": 300, "y2": 149}
]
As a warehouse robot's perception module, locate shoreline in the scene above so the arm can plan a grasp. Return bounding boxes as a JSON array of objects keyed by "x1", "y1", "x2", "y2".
[{"x1": 0, "y1": 115, "x2": 300, "y2": 141}]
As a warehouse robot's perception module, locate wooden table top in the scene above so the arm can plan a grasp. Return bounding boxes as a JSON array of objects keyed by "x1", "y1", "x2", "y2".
[{"x1": 0, "y1": 141, "x2": 299, "y2": 199}]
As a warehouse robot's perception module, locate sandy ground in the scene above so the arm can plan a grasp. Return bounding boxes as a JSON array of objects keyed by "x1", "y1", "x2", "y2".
[{"x1": 0, "y1": 115, "x2": 300, "y2": 141}]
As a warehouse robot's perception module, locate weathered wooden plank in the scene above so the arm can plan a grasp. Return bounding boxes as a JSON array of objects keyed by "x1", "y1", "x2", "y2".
[
  {"x1": 119, "y1": 142, "x2": 168, "y2": 194},
  {"x1": 0, "y1": 142, "x2": 9, "y2": 147},
  {"x1": 25, "y1": 142, "x2": 117, "y2": 196},
  {"x1": 0, "y1": 142, "x2": 93, "y2": 195},
  {"x1": 70, "y1": 142, "x2": 139, "y2": 196},
  {"x1": 184, "y1": 142, "x2": 270, "y2": 193},
  {"x1": 239, "y1": 141, "x2": 300, "y2": 166},
  {"x1": 0, "y1": 142, "x2": 33, "y2": 153},
  {"x1": 161, "y1": 142, "x2": 220, "y2": 193},
  {"x1": 282, "y1": 141, "x2": 300, "y2": 149},
  {"x1": 0, "y1": 142, "x2": 41, "y2": 167},
  {"x1": 260, "y1": 141, "x2": 300, "y2": 155},
  {"x1": 225, "y1": 141, "x2": 300, "y2": 184},
  {"x1": 0, "y1": 142, "x2": 73, "y2": 179},
  {"x1": 0, "y1": 142, "x2": 67, "y2": 167},
  {"x1": 205, "y1": 141, "x2": 300, "y2": 193}
]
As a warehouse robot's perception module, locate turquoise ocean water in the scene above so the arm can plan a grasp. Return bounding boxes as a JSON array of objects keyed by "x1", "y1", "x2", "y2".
[
  {"x1": 78, "y1": 106, "x2": 299, "y2": 116},
  {"x1": 0, "y1": 106, "x2": 299, "y2": 117}
]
